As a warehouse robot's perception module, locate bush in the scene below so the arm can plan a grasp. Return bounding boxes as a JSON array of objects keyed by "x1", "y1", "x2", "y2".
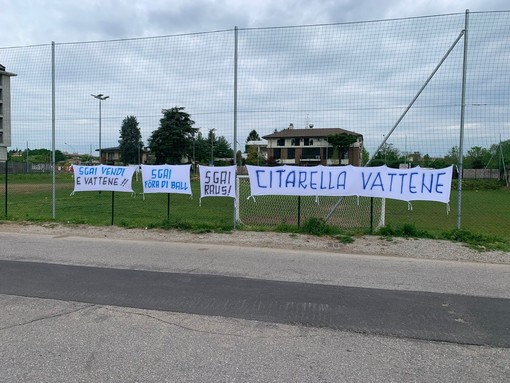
[
  {"x1": 377, "y1": 223, "x2": 433, "y2": 239},
  {"x1": 301, "y1": 217, "x2": 333, "y2": 236},
  {"x1": 451, "y1": 179, "x2": 505, "y2": 191}
]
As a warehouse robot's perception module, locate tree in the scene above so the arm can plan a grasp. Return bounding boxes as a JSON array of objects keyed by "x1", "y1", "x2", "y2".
[
  {"x1": 245, "y1": 146, "x2": 262, "y2": 165},
  {"x1": 326, "y1": 133, "x2": 358, "y2": 162},
  {"x1": 148, "y1": 107, "x2": 197, "y2": 164},
  {"x1": 361, "y1": 147, "x2": 370, "y2": 166},
  {"x1": 246, "y1": 129, "x2": 260, "y2": 142},
  {"x1": 421, "y1": 154, "x2": 432, "y2": 168},
  {"x1": 371, "y1": 143, "x2": 401, "y2": 167},
  {"x1": 245, "y1": 129, "x2": 260, "y2": 153},
  {"x1": 489, "y1": 139, "x2": 510, "y2": 169},
  {"x1": 191, "y1": 131, "x2": 210, "y2": 163},
  {"x1": 236, "y1": 150, "x2": 244, "y2": 165},
  {"x1": 214, "y1": 136, "x2": 234, "y2": 159},
  {"x1": 465, "y1": 146, "x2": 490, "y2": 169},
  {"x1": 118, "y1": 116, "x2": 143, "y2": 165},
  {"x1": 11, "y1": 148, "x2": 66, "y2": 163},
  {"x1": 444, "y1": 146, "x2": 460, "y2": 165}
]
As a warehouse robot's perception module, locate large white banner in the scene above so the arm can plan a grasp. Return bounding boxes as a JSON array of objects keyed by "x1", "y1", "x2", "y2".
[
  {"x1": 199, "y1": 165, "x2": 236, "y2": 199},
  {"x1": 246, "y1": 165, "x2": 453, "y2": 203},
  {"x1": 141, "y1": 164, "x2": 192, "y2": 194},
  {"x1": 73, "y1": 165, "x2": 135, "y2": 193}
]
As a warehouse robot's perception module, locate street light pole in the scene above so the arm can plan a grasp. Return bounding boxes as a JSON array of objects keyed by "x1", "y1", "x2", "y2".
[{"x1": 91, "y1": 94, "x2": 109, "y2": 164}]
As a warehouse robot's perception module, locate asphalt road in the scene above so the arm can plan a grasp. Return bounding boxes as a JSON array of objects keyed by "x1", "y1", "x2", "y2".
[{"x1": 1, "y1": 231, "x2": 509, "y2": 382}]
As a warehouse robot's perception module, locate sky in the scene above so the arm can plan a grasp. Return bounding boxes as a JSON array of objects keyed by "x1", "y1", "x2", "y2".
[
  {"x1": 1, "y1": 0, "x2": 509, "y2": 46},
  {"x1": 1, "y1": 0, "x2": 509, "y2": 159}
]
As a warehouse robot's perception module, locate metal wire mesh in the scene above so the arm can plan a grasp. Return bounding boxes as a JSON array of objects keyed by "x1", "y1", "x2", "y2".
[
  {"x1": 0, "y1": 11, "x2": 509, "y2": 235},
  {"x1": 236, "y1": 176, "x2": 384, "y2": 230}
]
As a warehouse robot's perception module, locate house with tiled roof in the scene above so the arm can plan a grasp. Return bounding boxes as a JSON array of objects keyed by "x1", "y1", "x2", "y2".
[{"x1": 262, "y1": 124, "x2": 363, "y2": 166}]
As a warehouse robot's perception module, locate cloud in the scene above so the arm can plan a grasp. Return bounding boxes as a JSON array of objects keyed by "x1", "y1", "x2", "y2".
[{"x1": 1, "y1": 4, "x2": 509, "y2": 159}]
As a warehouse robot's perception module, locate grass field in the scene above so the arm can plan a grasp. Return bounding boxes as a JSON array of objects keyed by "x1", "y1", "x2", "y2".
[{"x1": 1, "y1": 173, "x2": 509, "y2": 245}]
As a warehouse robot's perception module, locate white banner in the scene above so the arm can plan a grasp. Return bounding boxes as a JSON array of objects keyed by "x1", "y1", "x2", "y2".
[
  {"x1": 246, "y1": 165, "x2": 453, "y2": 203},
  {"x1": 73, "y1": 165, "x2": 135, "y2": 193},
  {"x1": 199, "y1": 165, "x2": 236, "y2": 199},
  {"x1": 141, "y1": 164, "x2": 192, "y2": 194}
]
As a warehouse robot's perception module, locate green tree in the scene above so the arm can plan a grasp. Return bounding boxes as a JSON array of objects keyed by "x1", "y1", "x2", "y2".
[
  {"x1": 119, "y1": 116, "x2": 143, "y2": 165},
  {"x1": 245, "y1": 129, "x2": 261, "y2": 152},
  {"x1": 371, "y1": 143, "x2": 400, "y2": 167},
  {"x1": 326, "y1": 133, "x2": 358, "y2": 161},
  {"x1": 421, "y1": 154, "x2": 432, "y2": 167},
  {"x1": 245, "y1": 146, "x2": 262, "y2": 165},
  {"x1": 489, "y1": 140, "x2": 510, "y2": 169},
  {"x1": 246, "y1": 129, "x2": 260, "y2": 142},
  {"x1": 464, "y1": 146, "x2": 490, "y2": 169},
  {"x1": 192, "y1": 131, "x2": 210, "y2": 163},
  {"x1": 236, "y1": 150, "x2": 243, "y2": 165},
  {"x1": 215, "y1": 135, "x2": 234, "y2": 159},
  {"x1": 361, "y1": 147, "x2": 369, "y2": 166},
  {"x1": 444, "y1": 146, "x2": 460, "y2": 165},
  {"x1": 148, "y1": 107, "x2": 197, "y2": 164},
  {"x1": 13, "y1": 148, "x2": 66, "y2": 163}
]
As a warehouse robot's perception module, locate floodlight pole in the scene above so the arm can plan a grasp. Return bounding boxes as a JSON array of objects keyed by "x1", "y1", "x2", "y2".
[
  {"x1": 91, "y1": 94, "x2": 109, "y2": 164},
  {"x1": 457, "y1": 10, "x2": 469, "y2": 230},
  {"x1": 210, "y1": 128, "x2": 216, "y2": 166}
]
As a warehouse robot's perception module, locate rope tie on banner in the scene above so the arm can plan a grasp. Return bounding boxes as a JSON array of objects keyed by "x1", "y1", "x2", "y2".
[
  {"x1": 247, "y1": 195, "x2": 256, "y2": 202},
  {"x1": 142, "y1": 193, "x2": 145, "y2": 201},
  {"x1": 357, "y1": 196, "x2": 360, "y2": 206},
  {"x1": 407, "y1": 201, "x2": 413, "y2": 211},
  {"x1": 70, "y1": 191, "x2": 75, "y2": 196},
  {"x1": 315, "y1": 196, "x2": 320, "y2": 204},
  {"x1": 446, "y1": 202, "x2": 451, "y2": 215}
]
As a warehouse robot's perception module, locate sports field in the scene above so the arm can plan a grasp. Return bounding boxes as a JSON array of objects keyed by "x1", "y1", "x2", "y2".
[{"x1": 1, "y1": 173, "x2": 509, "y2": 242}]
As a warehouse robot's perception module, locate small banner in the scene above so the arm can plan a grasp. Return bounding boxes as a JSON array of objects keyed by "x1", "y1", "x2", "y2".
[
  {"x1": 141, "y1": 164, "x2": 192, "y2": 194},
  {"x1": 72, "y1": 165, "x2": 135, "y2": 193},
  {"x1": 199, "y1": 165, "x2": 236, "y2": 199},
  {"x1": 246, "y1": 165, "x2": 453, "y2": 203}
]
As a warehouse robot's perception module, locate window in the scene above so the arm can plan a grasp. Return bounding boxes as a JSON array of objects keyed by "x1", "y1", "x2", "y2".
[
  {"x1": 273, "y1": 148, "x2": 281, "y2": 158},
  {"x1": 291, "y1": 138, "x2": 300, "y2": 146},
  {"x1": 287, "y1": 148, "x2": 295, "y2": 159},
  {"x1": 301, "y1": 148, "x2": 320, "y2": 159},
  {"x1": 0, "y1": 131, "x2": 3, "y2": 144},
  {"x1": 277, "y1": 138, "x2": 285, "y2": 146},
  {"x1": 303, "y1": 138, "x2": 310, "y2": 146}
]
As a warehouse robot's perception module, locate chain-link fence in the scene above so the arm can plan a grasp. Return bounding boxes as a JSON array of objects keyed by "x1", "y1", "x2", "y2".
[
  {"x1": 236, "y1": 176, "x2": 385, "y2": 231},
  {"x1": 1, "y1": 11, "x2": 509, "y2": 236}
]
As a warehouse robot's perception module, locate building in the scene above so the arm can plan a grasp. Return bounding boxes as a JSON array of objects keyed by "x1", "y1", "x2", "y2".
[
  {"x1": 100, "y1": 146, "x2": 150, "y2": 165},
  {"x1": 262, "y1": 126, "x2": 363, "y2": 166},
  {"x1": 0, "y1": 64, "x2": 17, "y2": 161},
  {"x1": 245, "y1": 139, "x2": 268, "y2": 159}
]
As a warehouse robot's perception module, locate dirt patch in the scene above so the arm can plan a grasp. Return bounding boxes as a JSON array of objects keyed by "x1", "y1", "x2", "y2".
[{"x1": 1, "y1": 221, "x2": 509, "y2": 265}]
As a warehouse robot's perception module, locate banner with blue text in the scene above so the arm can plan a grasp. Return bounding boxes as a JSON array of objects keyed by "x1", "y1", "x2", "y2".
[
  {"x1": 141, "y1": 164, "x2": 192, "y2": 194},
  {"x1": 199, "y1": 165, "x2": 236, "y2": 199},
  {"x1": 246, "y1": 165, "x2": 453, "y2": 203},
  {"x1": 72, "y1": 165, "x2": 135, "y2": 193}
]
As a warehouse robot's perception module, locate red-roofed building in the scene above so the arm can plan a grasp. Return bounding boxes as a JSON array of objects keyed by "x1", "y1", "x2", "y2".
[{"x1": 262, "y1": 126, "x2": 363, "y2": 166}]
